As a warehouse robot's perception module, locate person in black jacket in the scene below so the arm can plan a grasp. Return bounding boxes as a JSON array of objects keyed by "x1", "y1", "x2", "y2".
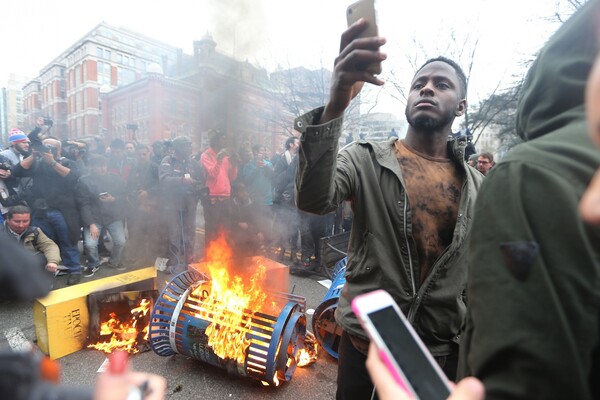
[
  {"x1": 273, "y1": 137, "x2": 301, "y2": 263},
  {"x1": 77, "y1": 155, "x2": 128, "y2": 275},
  {"x1": 159, "y1": 136, "x2": 205, "y2": 273},
  {"x1": 12, "y1": 138, "x2": 83, "y2": 285}
]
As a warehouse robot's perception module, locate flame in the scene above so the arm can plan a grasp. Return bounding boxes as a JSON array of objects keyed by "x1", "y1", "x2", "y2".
[
  {"x1": 189, "y1": 234, "x2": 269, "y2": 365},
  {"x1": 88, "y1": 298, "x2": 151, "y2": 354},
  {"x1": 296, "y1": 331, "x2": 319, "y2": 367}
]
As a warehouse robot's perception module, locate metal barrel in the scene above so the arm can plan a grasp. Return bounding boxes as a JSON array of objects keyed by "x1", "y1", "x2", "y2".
[
  {"x1": 311, "y1": 257, "x2": 347, "y2": 359},
  {"x1": 149, "y1": 269, "x2": 306, "y2": 386}
]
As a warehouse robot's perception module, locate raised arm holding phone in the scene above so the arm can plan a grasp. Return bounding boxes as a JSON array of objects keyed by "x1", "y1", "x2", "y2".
[{"x1": 294, "y1": 1, "x2": 483, "y2": 398}]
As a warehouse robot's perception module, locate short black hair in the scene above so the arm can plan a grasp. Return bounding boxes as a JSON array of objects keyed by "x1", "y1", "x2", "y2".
[
  {"x1": 252, "y1": 144, "x2": 265, "y2": 155},
  {"x1": 7, "y1": 204, "x2": 31, "y2": 219},
  {"x1": 110, "y1": 138, "x2": 125, "y2": 150},
  {"x1": 285, "y1": 136, "x2": 298, "y2": 150},
  {"x1": 416, "y1": 57, "x2": 467, "y2": 98}
]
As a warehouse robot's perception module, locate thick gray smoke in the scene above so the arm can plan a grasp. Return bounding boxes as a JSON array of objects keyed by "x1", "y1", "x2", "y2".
[{"x1": 207, "y1": 0, "x2": 268, "y2": 61}]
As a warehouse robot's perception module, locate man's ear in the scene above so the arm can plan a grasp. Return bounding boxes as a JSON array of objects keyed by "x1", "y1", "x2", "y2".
[{"x1": 455, "y1": 99, "x2": 467, "y2": 117}]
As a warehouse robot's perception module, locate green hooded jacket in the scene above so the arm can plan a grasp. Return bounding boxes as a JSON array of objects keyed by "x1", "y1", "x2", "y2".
[
  {"x1": 294, "y1": 109, "x2": 483, "y2": 356},
  {"x1": 458, "y1": 1, "x2": 600, "y2": 399}
]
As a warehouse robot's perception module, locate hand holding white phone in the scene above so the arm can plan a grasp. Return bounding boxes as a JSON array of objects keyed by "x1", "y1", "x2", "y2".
[{"x1": 352, "y1": 289, "x2": 451, "y2": 400}]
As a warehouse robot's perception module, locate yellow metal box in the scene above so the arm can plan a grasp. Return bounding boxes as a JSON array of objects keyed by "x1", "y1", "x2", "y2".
[{"x1": 33, "y1": 267, "x2": 157, "y2": 359}]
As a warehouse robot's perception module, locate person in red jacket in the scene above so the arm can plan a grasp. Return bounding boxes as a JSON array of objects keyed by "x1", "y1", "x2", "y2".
[{"x1": 199, "y1": 130, "x2": 238, "y2": 249}]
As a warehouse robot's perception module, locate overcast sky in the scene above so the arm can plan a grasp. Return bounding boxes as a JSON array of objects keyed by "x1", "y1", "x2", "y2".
[{"x1": 1, "y1": 0, "x2": 571, "y2": 114}]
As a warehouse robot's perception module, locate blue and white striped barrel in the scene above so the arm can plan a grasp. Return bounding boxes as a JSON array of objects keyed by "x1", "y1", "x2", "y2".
[
  {"x1": 148, "y1": 269, "x2": 306, "y2": 386},
  {"x1": 312, "y1": 257, "x2": 347, "y2": 359}
]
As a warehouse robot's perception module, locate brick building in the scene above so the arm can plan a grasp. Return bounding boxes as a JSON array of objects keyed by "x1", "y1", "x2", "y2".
[
  {"x1": 23, "y1": 22, "x2": 181, "y2": 140},
  {"x1": 21, "y1": 23, "x2": 326, "y2": 156}
]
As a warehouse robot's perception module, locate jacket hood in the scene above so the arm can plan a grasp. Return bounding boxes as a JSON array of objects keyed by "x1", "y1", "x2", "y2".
[{"x1": 516, "y1": 0, "x2": 598, "y2": 141}]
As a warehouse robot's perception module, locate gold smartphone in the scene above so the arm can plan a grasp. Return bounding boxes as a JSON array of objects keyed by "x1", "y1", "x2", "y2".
[{"x1": 346, "y1": 0, "x2": 382, "y2": 75}]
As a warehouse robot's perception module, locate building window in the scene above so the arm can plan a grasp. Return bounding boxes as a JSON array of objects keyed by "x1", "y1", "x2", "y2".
[
  {"x1": 98, "y1": 61, "x2": 111, "y2": 85},
  {"x1": 117, "y1": 68, "x2": 135, "y2": 87},
  {"x1": 97, "y1": 47, "x2": 103, "y2": 58},
  {"x1": 75, "y1": 65, "x2": 81, "y2": 85},
  {"x1": 105, "y1": 49, "x2": 111, "y2": 61}
]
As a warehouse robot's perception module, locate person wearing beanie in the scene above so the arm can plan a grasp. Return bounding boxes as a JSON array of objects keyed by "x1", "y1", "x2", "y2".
[
  {"x1": 0, "y1": 118, "x2": 48, "y2": 220},
  {"x1": 1, "y1": 128, "x2": 31, "y2": 166}
]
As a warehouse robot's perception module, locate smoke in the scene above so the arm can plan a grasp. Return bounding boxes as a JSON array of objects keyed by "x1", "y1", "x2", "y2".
[{"x1": 207, "y1": 0, "x2": 268, "y2": 61}]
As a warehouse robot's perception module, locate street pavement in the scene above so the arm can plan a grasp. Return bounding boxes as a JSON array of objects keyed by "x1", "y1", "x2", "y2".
[{"x1": 0, "y1": 250, "x2": 341, "y2": 399}]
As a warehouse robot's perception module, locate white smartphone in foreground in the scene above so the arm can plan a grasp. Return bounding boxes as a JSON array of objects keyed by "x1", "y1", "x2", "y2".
[
  {"x1": 346, "y1": 0, "x2": 382, "y2": 75},
  {"x1": 352, "y1": 289, "x2": 451, "y2": 400}
]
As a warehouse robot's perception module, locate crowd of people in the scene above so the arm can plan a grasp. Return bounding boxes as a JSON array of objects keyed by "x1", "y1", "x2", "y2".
[
  {"x1": 0, "y1": 117, "x2": 343, "y2": 286},
  {"x1": 2, "y1": 2, "x2": 600, "y2": 399}
]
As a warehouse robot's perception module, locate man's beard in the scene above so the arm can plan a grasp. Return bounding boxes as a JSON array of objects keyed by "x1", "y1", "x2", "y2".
[
  {"x1": 16, "y1": 145, "x2": 31, "y2": 157},
  {"x1": 406, "y1": 109, "x2": 454, "y2": 132}
]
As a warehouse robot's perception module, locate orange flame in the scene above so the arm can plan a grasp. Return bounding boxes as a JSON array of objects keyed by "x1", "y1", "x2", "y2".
[
  {"x1": 189, "y1": 234, "x2": 270, "y2": 365},
  {"x1": 88, "y1": 298, "x2": 151, "y2": 354},
  {"x1": 296, "y1": 331, "x2": 319, "y2": 367}
]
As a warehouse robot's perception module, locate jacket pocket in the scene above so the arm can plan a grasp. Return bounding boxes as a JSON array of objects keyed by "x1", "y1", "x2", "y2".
[{"x1": 346, "y1": 231, "x2": 379, "y2": 282}]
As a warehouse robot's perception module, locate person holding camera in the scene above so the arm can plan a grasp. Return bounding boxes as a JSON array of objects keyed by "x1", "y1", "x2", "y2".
[
  {"x1": 0, "y1": 120, "x2": 48, "y2": 216},
  {"x1": 0, "y1": 154, "x2": 19, "y2": 222},
  {"x1": 12, "y1": 137, "x2": 84, "y2": 285}
]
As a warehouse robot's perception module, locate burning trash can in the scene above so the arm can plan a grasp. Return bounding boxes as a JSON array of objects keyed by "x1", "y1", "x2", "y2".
[
  {"x1": 87, "y1": 289, "x2": 157, "y2": 354},
  {"x1": 148, "y1": 268, "x2": 307, "y2": 386},
  {"x1": 312, "y1": 258, "x2": 347, "y2": 359}
]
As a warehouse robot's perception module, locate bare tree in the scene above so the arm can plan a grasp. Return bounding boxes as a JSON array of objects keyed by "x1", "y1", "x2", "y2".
[
  {"x1": 268, "y1": 58, "x2": 382, "y2": 143},
  {"x1": 269, "y1": 62, "x2": 332, "y2": 138},
  {"x1": 551, "y1": 0, "x2": 586, "y2": 23},
  {"x1": 382, "y1": 29, "x2": 493, "y2": 140}
]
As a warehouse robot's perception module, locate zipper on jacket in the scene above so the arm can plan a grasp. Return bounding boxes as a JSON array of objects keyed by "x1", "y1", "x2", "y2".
[
  {"x1": 407, "y1": 177, "x2": 469, "y2": 323},
  {"x1": 402, "y1": 192, "x2": 417, "y2": 300}
]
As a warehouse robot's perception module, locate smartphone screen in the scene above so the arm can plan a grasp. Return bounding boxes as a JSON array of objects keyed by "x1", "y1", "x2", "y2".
[
  {"x1": 353, "y1": 290, "x2": 451, "y2": 400},
  {"x1": 367, "y1": 305, "x2": 451, "y2": 399}
]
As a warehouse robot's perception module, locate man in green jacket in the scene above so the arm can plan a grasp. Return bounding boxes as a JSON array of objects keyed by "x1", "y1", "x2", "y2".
[
  {"x1": 0, "y1": 204, "x2": 60, "y2": 275},
  {"x1": 458, "y1": 1, "x2": 600, "y2": 399},
  {"x1": 294, "y1": 19, "x2": 483, "y2": 399}
]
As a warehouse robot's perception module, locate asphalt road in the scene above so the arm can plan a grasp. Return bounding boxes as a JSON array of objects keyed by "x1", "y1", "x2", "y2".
[{"x1": 0, "y1": 258, "x2": 340, "y2": 399}]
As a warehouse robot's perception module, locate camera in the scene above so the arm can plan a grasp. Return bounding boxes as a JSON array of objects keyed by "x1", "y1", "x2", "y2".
[
  {"x1": 43, "y1": 117, "x2": 53, "y2": 127},
  {"x1": 0, "y1": 161, "x2": 12, "y2": 171},
  {"x1": 27, "y1": 128, "x2": 57, "y2": 158}
]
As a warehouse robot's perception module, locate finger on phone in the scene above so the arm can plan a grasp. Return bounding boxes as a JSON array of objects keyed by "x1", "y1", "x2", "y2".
[
  {"x1": 366, "y1": 343, "x2": 414, "y2": 400},
  {"x1": 449, "y1": 377, "x2": 485, "y2": 400},
  {"x1": 340, "y1": 18, "x2": 369, "y2": 51}
]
